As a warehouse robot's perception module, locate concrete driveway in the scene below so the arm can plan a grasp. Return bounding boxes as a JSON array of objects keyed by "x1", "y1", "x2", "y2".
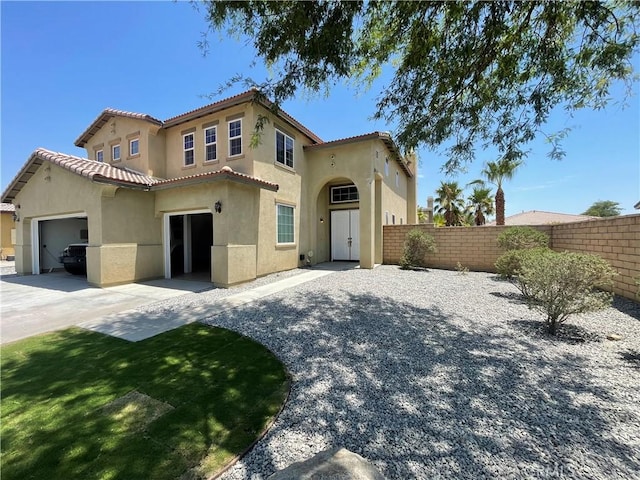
[{"x1": 0, "y1": 271, "x2": 212, "y2": 344}]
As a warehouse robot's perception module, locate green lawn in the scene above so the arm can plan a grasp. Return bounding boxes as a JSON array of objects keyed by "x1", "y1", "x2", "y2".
[{"x1": 1, "y1": 323, "x2": 289, "y2": 480}]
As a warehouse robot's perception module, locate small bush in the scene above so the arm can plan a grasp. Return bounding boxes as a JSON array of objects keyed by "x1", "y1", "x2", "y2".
[
  {"x1": 497, "y1": 226, "x2": 550, "y2": 251},
  {"x1": 495, "y1": 247, "x2": 549, "y2": 279},
  {"x1": 400, "y1": 228, "x2": 437, "y2": 269},
  {"x1": 515, "y1": 250, "x2": 617, "y2": 335}
]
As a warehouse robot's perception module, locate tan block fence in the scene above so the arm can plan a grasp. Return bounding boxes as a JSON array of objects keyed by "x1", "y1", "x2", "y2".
[{"x1": 383, "y1": 214, "x2": 640, "y2": 300}]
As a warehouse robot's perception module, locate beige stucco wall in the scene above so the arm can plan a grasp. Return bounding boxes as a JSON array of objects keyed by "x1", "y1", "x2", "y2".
[
  {"x1": 163, "y1": 104, "x2": 255, "y2": 179},
  {"x1": 1, "y1": 212, "x2": 16, "y2": 258},
  {"x1": 12, "y1": 163, "x2": 164, "y2": 286},
  {"x1": 13, "y1": 163, "x2": 103, "y2": 275},
  {"x1": 83, "y1": 117, "x2": 164, "y2": 177},
  {"x1": 303, "y1": 138, "x2": 414, "y2": 268}
]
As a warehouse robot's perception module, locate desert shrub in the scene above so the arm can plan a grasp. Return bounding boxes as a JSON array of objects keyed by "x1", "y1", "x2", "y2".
[
  {"x1": 495, "y1": 226, "x2": 551, "y2": 278},
  {"x1": 495, "y1": 247, "x2": 550, "y2": 279},
  {"x1": 497, "y1": 226, "x2": 550, "y2": 251},
  {"x1": 400, "y1": 228, "x2": 437, "y2": 269},
  {"x1": 515, "y1": 249, "x2": 617, "y2": 335}
]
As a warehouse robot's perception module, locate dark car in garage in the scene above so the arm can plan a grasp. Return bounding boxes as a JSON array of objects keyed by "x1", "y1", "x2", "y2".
[{"x1": 59, "y1": 243, "x2": 87, "y2": 275}]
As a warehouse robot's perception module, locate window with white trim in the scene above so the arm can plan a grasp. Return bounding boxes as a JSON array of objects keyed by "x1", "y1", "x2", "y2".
[
  {"x1": 129, "y1": 138, "x2": 139, "y2": 156},
  {"x1": 204, "y1": 126, "x2": 217, "y2": 162},
  {"x1": 276, "y1": 129, "x2": 294, "y2": 168},
  {"x1": 228, "y1": 119, "x2": 242, "y2": 156},
  {"x1": 276, "y1": 204, "x2": 295, "y2": 244},
  {"x1": 96, "y1": 150, "x2": 104, "y2": 162},
  {"x1": 392, "y1": 214, "x2": 396, "y2": 225},
  {"x1": 112, "y1": 144, "x2": 121, "y2": 161},
  {"x1": 183, "y1": 133, "x2": 194, "y2": 166},
  {"x1": 330, "y1": 185, "x2": 359, "y2": 204}
]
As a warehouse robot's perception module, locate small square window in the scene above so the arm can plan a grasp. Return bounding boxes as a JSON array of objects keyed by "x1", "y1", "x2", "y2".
[
  {"x1": 96, "y1": 150, "x2": 104, "y2": 162},
  {"x1": 183, "y1": 133, "x2": 194, "y2": 166},
  {"x1": 205, "y1": 126, "x2": 217, "y2": 162},
  {"x1": 228, "y1": 119, "x2": 242, "y2": 156},
  {"x1": 112, "y1": 144, "x2": 121, "y2": 161},
  {"x1": 276, "y1": 204, "x2": 294, "y2": 244},
  {"x1": 130, "y1": 138, "x2": 139, "y2": 156}
]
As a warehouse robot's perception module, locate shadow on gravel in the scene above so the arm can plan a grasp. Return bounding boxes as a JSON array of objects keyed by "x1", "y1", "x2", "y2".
[
  {"x1": 619, "y1": 350, "x2": 640, "y2": 369},
  {"x1": 489, "y1": 291, "x2": 526, "y2": 304},
  {"x1": 510, "y1": 319, "x2": 604, "y2": 344},
  {"x1": 201, "y1": 289, "x2": 639, "y2": 479}
]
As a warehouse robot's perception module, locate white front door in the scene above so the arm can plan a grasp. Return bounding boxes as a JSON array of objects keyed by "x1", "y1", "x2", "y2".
[{"x1": 331, "y1": 209, "x2": 359, "y2": 261}]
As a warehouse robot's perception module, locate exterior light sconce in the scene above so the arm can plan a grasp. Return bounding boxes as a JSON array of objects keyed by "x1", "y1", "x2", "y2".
[
  {"x1": 214, "y1": 201, "x2": 222, "y2": 213},
  {"x1": 12, "y1": 204, "x2": 20, "y2": 222},
  {"x1": 320, "y1": 217, "x2": 324, "y2": 223}
]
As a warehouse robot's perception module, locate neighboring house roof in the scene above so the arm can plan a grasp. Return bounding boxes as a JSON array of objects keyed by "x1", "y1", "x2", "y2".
[
  {"x1": 486, "y1": 210, "x2": 599, "y2": 226},
  {"x1": 76, "y1": 89, "x2": 324, "y2": 148},
  {"x1": 305, "y1": 131, "x2": 414, "y2": 177},
  {"x1": 1, "y1": 148, "x2": 278, "y2": 202},
  {"x1": 75, "y1": 108, "x2": 163, "y2": 147},
  {"x1": 0, "y1": 203, "x2": 15, "y2": 212}
]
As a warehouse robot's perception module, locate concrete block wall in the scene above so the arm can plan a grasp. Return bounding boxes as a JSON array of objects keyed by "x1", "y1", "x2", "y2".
[
  {"x1": 551, "y1": 215, "x2": 639, "y2": 299},
  {"x1": 383, "y1": 214, "x2": 639, "y2": 301}
]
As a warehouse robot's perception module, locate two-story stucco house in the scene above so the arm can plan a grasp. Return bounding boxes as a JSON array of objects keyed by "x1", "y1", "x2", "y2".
[{"x1": 2, "y1": 90, "x2": 417, "y2": 287}]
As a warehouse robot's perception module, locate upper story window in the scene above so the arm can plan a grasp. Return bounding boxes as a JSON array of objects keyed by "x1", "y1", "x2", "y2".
[
  {"x1": 276, "y1": 203, "x2": 295, "y2": 244},
  {"x1": 96, "y1": 150, "x2": 104, "y2": 163},
  {"x1": 205, "y1": 126, "x2": 217, "y2": 162},
  {"x1": 330, "y1": 185, "x2": 359, "y2": 204},
  {"x1": 183, "y1": 133, "x2": 195, "y2": 166},
  {"x1": 385, "y1": 158, "x2": 389, "y2": 176},
  {"x1": 228, "y1": 119, "x2": 242, "y2": 156},
  {"x1": 395, "y1": 171, "x2": 400, "y2": 187},
  {"x1": 112, "y1": 144, "x2": 121, "y2": 162},
  {"x1": 129, "y1": 138, "x2": 139, "y2": 156},
  {"x1": 276, "y1": 130, "x2": 294, "y2": 168}
]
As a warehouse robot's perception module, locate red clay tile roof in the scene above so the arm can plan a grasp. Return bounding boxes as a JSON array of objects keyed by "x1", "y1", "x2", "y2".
[
  {"x1": 486, "y1": 210, "x2": 599, "y2": 226},
  {"x1": 75, "y1": 108, "x2": 163, "y2": 147},
  {"x1": 75, "y1": 90, "x2": 323, "y2": 147},
  {"x1": 1, "y1": 148, "x2": 278, "y2": 202},
  {"x1": 305, "y1": 131, "x2": 414, "y2": 177}
]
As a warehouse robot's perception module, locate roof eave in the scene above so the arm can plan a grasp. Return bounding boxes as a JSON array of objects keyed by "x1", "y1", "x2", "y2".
[{"x1": 151, "y1": 173, "x2": 278, "y2": 192}]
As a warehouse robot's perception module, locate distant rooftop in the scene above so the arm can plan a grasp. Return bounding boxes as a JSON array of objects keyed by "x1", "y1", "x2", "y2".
[{"x1": 486, "y1": 210, "x2": 599, "y2": 226}]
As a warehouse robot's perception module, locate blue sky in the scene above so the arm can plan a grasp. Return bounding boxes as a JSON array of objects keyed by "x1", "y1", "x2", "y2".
[{"x1": 2, "y1": 1, "x2": 639, "y2": 217}]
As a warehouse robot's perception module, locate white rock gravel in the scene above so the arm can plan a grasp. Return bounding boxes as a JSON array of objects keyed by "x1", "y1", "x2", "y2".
[{"x1": 162, "y1": 266, "x2": 640, "y2": 479}]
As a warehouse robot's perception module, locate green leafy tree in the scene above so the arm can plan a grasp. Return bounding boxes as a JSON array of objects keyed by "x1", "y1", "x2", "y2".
[
  {"x1": 400, "y1": 228, "x2": 437, "y2": 269},
  {"x1": 582, "y1": 200, "x2": 622, "y2": 217},
  {"x1": 515, "y1": 250, "x2": 617, "y2": 335},
  {"x1": 467, "y1": 186, "x2": 495, "y2": 226},
  {"x1": 435, "y1": 181, "x2": 466, "y2": 226},
  {"x1": 200, "y1": 1, "x2": 640, "y2": 172}
]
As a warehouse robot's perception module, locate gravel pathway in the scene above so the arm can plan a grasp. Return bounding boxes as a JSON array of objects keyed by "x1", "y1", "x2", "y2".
[{"x1": 194, "y1": 266, "x2": 640, "y2": 480}]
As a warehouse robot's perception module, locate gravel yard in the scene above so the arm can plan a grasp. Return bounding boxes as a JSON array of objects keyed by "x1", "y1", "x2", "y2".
[{"x1": 194, "y1": 266, "x2": 640, "y2": 480}]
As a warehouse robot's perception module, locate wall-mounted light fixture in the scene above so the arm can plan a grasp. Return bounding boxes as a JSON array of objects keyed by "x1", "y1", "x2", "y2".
[
  {"x1": 214, "y1": 201, "x2": 222, "y2": 213},
  {"x1": 320, "y1": 217, "x2": 324, "y2": 223},
  {"x1": 12, "y1": 212, "x2": 20, "y2": 222}
]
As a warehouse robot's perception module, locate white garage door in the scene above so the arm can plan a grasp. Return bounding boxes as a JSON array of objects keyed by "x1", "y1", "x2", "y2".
[{"x1": 331, "y1": 209, "x2": 359, "y2": 261}]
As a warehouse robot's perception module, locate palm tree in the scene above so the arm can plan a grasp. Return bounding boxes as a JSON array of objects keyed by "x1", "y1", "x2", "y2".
[
  {"x1": 435, "y1": 181, "x2": 466, "y2": 226},
  {"x1": 467, "y1": 186, "x2": 495, "y2": 226},
  {"x1": 478, "y1": 157, "x2": 523, "y2": 226}
]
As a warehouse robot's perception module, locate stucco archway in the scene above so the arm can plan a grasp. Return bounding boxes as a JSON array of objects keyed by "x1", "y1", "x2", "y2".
[{"x1": 309, "y1": 174, "x2": 378, "y2": 268}]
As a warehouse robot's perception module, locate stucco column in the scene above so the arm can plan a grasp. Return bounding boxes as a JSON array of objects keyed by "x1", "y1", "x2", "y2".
[{"x1": 358, "y1": 179, "x2": 375, "y2": 269}]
